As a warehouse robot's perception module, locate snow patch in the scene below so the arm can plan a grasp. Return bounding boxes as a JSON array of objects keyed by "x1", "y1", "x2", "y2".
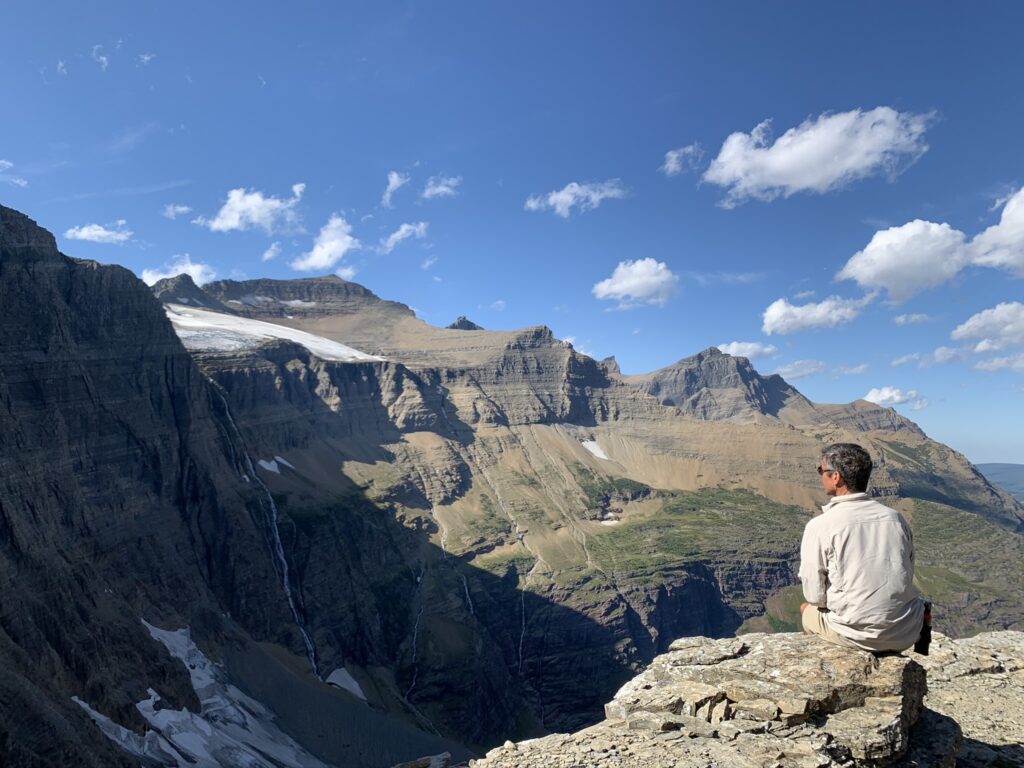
[
  {"x1": 177, "y1": 297, "x2": 190, "y2": 304},
  {"x1": 600, "y1": 519, "x2": 621, "y2": 526},
  {"x1": 326, "y1": 667, "x2": 367, "y2": 701},
  {"x1": 75, "y1": 620, "x2": 332, "y2": 767},
  {"x1": 275, "y1": 455, "x2": 295, "y2": 469},
  {"x1": 165, "y1": 304, "x2": 383, "y2": 362},
  {"x1": 581, "y1": 440, "x2": 610, "y2": 461},
  {"x1": 281, "y1": 299, "x2": 317, "y2": 308},
  {"x1": 258, "y1": 459, "x2": 280, "y2": 474}
]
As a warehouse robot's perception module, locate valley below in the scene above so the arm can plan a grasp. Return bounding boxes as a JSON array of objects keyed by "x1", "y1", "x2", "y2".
[{"x1": 2, "y1": 204, "x2": 1023, "y2": 767}]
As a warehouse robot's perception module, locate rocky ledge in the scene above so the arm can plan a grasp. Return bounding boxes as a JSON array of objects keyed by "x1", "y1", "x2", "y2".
[{"x1": 468, "y1": 631, "x2": 1024, "y2": 768}]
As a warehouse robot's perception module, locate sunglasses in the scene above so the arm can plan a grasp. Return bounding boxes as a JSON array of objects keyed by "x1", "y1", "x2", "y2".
[{"x1": 817, "y1": 465, "x2": 838, "y2": 476}]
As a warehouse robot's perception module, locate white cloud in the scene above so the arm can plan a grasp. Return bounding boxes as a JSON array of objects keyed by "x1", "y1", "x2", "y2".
[
  {"x1": 290, "y1": 214, "x2": 359, "y2": 271},
  {"x1": 976, "y1": 354, "x2": 1024, "y2": 373},
  {"x1": 836, "y1": 220, "x2": 968, "y2": 303},
  {"x1": 660, "y1": 143, "x2": 703, "y2": 176},
  {"x1": 381, "y1": 171, "x2": 409, "y2": 208},
  {"x1": 951, "y1": 302, "x2": 1024, "y2": 353},
  {"x1": 717, "y1": 341, "x2": 779, "y2": 359},
  {"x1": 261, "y1": 242, "x2": 281, "y2": 262},
  {"x1": 971, "y1": 187, "x2": 1024, "y2": 275},
  {"x1": 703, "y1": 107, "x2": 932, "y2": 207},
  {"x1": 421, "y1": 256, "x2": 437, "y2": 270},
  {"x1": 891, "y1": 353, "x2": 920, "y2": 367},
  {"x1": 91, "y1": 45, "x2": 109, "y2": 71},
  {"x1": 793, "y1": 289, "x2": 815, "y2": 300},
  {"x1": 162, "y1": 203, "x2": 192, "y2": 220},
  {"x1": 836, "y1": 363, "x2": 870, "y2": 375},
  {"x1": 837, "y1": 187, "x2": 1024, "y2": 300},
  {"x1": 685, "y1": 270, "x2": 764, "y2": 287},
  {"x1": 379, "y1": 221, "x2": 428, "y2": 254},
  {"x1": 918, "y1": 346, "x2": 959, "y2": 367},
  {"x1": 141, "y1": 254, "x2": 216, "y2": 286},
  {"x1": 772, "y1": 360, "x2": 826, "y2": 380},
  {"x1": 525, "y1": 179, "x2": 626, "y2": 218},
  {"x1": 138, "y1": 53, "x2": 156, "y2": 65},
  {"x1": 863, "y1": 386, "x2": 927, "y2": 410},
  {"x1": 592, "y1": 258, "x2": 678, "y2": 308},
  {"x1": 64, "y1": 220, "x2": 133, "y2": 244},
  {"x1": 336, "y1": 265, "x2": 357, "y2": 280},
  {"x1": 491, "y1": 299, "x2": 507, "y2": 311},
  {"x1": 57, "y1": 59, "x2": 67, "y2": 75},
  {"x1": 762, "y1": 294, "x2": 872, "y2": 335},
  {"x1": 422, "y1": 175, "x2": 462, "y2": 200},
  {"x1": 0, "y1": 159, "x2": 28, "y2": 188},
  {"x1": 895, "y1": 313, "x2": 930, "y2": 325},
  {"x1": 196, "y1": 183, "x2": 304, "y2": 234}
]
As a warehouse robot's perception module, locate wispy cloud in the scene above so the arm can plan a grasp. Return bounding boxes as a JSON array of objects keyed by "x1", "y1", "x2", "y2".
[
  {"x1": 704, "y1": 107, "x2": 933, "y2": 207},
  {"x1": 56, "y1": 59, "x2": 68, "y2": 76},
  {"x1": 772, "y1": 359, "x2": 826, "y2": 380},
  {"x1": 381, "y1": 171, "x2": 409, "y2": 208},
  {"x1": 660, "y1": 143, "x2": 703, "y2": 176},
  {"x1": 891, "y1": 353, "x2": 920, "y2": 367},
  {"x1": 685, "y1": 270, "x2": 764, "y2": 287},
  {"x1": 53, "y1": 179, "x2": 191, "y2": 202},
  {"x1": 894, "y1": 313, "x2": 930, "y2": 325},
  {"x1": 0, "y1": 159, "x2": 28, "y2": 188},
  {"x1": 422, "y1": 175, "x2": 462, "y2": 200},
  {"x1": 835, "y1": 363, "x2": 870, "y2": 375},
  {"x1": 91, "y1": 45, "x2": 109, "y2": 71},
  {"x1": 195, "y1": 183, "x2": 305, "y2": 234},
  {"x1": 290, "y1": 214, "x2": 359, "y2": 271},
  {"x1": 64, "y1": 220, "x2": 133, "y2": 244},
  {"x1": 137, "y1": 53, "x2": 156, "y2": 66},
  {"x1": 379, "y1": 221, "x2": 428, "y2": 254},
  {"x1": 491, "y1": 299, "x2": 507, "y2": 311},
  {"x1": 108, "y1": 123, "x2": 160, "y2": 153},
  {"x1": 421, "y1": 256, "x2": 437, "y2": 270},
  {"x1": 526, "y1": 179, "x2": 626, "y2": 218},
  {"x1": 141, "y1": 254, "x2": 216, "y2": 286},
  {"x1": 261, "y1": 242, "x2": 281, "y2": 262},
  {"x1": 593, "y1": 258, "x2": 678, "y2": 309},
  {"x1": 162, "y1": 203, "x2": 192, "y2": 220}
]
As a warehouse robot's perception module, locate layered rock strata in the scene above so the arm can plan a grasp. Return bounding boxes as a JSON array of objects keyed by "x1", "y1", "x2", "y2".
[{"x1": 470, "y1": 631, "x2": 1024, "y2": 768}]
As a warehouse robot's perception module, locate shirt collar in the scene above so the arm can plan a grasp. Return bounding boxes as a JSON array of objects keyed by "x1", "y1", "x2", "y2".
[{"x1": 822, "y1": 492, "x2": 869, "y2": 513}]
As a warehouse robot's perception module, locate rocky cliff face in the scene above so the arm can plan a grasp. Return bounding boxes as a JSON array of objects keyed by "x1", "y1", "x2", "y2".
[
  {"x1": 470, "y1": 630, "x2": 1024, "y2": 768},
  {"x1": 3, "y1": 204, "x2": 1023, "y2": 767},
  {"x1": 0, "y1": 207, "x2": 471, "y2": 767}
]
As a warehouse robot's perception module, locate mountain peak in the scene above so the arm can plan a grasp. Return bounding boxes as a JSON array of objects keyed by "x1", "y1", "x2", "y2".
[
  {"x1": 0, "y1": 205, "x2": 59, "y2": 256},
  {"x1": 447, "y1": 315, "x2": 484, "y2": 331}
]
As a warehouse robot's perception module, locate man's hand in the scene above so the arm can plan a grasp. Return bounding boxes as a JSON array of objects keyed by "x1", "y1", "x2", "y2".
[{"x1": 800, "y1": 602, "x2": 810, "y2": 614}]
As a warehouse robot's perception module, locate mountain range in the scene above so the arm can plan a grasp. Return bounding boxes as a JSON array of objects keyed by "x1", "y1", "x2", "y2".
[{"x1": 1, "y1": 203, "x2": 1022, "y2": 767}]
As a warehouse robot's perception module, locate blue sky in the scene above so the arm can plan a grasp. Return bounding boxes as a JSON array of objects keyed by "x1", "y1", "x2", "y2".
[{"x1": 3, "y1": 2, "x2": 1023, "y2": 462}]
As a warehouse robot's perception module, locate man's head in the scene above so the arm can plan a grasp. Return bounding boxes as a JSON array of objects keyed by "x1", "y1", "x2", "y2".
[{"x1": 819, "y1": 443, "x2": 873, "y2": 496}]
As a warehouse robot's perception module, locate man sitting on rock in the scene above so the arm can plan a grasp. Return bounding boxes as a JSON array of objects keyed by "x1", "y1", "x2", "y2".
[{"x1": 798, "y1": 442, "x2": 924, "y2": 652}]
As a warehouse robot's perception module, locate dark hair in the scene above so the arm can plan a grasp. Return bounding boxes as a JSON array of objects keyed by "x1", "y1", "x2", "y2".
[{"x1": 821, "y1": 443, "x2": 873, "y2": 492}]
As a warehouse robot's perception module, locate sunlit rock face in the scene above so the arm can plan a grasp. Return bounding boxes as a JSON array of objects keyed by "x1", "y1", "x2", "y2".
[
  {"x1": 470, "y1": 631, "x2": 1024, "y2": 768},
  {"x1": 2, "y1": 204, "x2": 1023, "y2": 767}
]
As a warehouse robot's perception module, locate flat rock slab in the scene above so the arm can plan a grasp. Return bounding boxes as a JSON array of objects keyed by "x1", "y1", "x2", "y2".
[{"x1": 471, "y1": 633, "x2": 941, "y2": 768}]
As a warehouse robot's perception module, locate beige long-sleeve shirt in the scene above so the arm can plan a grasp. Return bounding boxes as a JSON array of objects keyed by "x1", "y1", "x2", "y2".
[{"x1": 799, "y1": 492, "x2": 923, "y2": 651}]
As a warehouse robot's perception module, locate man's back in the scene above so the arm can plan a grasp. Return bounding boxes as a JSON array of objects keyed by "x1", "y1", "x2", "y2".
[{"x1": 800, "y1": 492, "x2": 923, "y2": 651}]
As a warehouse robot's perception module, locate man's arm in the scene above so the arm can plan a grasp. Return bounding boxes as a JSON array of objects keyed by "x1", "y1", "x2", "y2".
[{"x1": 798, "y1": 521, "x2": 828, "y2": 607}]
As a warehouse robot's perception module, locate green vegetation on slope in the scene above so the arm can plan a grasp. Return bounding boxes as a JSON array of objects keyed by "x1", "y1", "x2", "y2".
[
  {"x1": 910, "y1": 499, "x2": 1024, "y2": 635},
  {"x1": 587, "y1": 487, "x2": 808, "y2": 576}
]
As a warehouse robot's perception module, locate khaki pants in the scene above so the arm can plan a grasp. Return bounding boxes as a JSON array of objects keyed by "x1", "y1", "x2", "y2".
[{"x1": 801, "y1": 606, "x2": 863, "y2": 650}]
